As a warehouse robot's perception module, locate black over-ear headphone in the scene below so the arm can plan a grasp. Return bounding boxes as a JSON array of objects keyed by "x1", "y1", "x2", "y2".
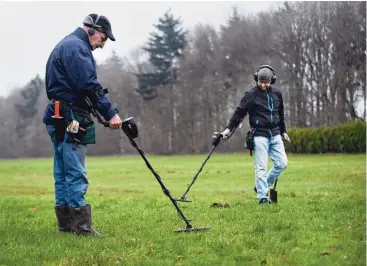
[
  {"x1": 253, "y1": 65, "x2": 277, "y2": 84},
  {"x1": 83, "y1": 14, "x2": 102, "y2": 36}
]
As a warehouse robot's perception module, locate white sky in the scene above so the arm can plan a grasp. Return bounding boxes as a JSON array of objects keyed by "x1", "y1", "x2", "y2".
[{"x1": 0, "y1": 0, "x2": 279, "y2": 97}]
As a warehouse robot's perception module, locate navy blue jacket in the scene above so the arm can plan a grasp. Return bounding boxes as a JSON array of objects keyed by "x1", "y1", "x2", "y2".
[
  {"x1": 227, "y1": 86, "x2": 286, "y2": 137},
  {"x1": 43, "y1": 27, "x2": 117, "y2": 125}
]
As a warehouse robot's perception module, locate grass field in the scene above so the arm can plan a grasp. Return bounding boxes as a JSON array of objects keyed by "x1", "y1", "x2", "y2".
[{"x1": 0, "y1": 153, "x2": 365, "y2": 266}]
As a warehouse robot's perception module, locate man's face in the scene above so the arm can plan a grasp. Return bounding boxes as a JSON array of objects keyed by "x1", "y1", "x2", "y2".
[
  {"x1": 258, "y1": 81, "x2": 271, "y2": 90},
  {"x1": 90, "y1": 30, "x2": 107, "y2": 50}
]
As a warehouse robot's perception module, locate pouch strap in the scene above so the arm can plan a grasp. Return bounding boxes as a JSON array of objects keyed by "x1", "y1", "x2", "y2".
[{"x1": 70, "y1": 109, "x2": 77, "y2": 121}]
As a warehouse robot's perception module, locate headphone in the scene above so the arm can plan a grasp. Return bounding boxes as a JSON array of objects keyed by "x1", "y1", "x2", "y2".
[
  {"x1": 253, "y1": 65, "x2": 276, "y2": 84},
  {"x1": 83, "y1": 14, "x2": 102, "y2": 36}
]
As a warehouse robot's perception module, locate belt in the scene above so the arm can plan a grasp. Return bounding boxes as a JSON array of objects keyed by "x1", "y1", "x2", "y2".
[
  {"x1": 252, "y1": 125, "x2": 279, "y2": 129},
  {"x1": 51, "y1": 99, "x2": 72, "y2": 107}
]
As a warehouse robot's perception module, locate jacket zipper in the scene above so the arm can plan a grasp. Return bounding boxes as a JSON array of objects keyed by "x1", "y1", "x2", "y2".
[{"x1": 266, "y1": 91, "x2": 274, "y2": 139}]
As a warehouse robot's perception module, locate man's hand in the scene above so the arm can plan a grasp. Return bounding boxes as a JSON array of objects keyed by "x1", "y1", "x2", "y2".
[
  {"x1": 109, "y1": 114, "x2": 122, "y2": 130},
  {"x1": 282, "y1": 133, "x2": 291, "y2": 143},
  {"x1": 220, "y1": 128, "x2": 231, "y2": 140}
]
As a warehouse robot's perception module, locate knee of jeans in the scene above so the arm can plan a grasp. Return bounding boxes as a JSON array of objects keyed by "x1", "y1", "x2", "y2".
[{"x1": 277, "y1": 160, "x2": 288, "y2": 170}]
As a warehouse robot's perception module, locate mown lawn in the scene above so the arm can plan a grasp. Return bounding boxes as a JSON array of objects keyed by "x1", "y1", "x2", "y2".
[{"x1": 0, "y1": 153, "x2": 365, "y2": 266}]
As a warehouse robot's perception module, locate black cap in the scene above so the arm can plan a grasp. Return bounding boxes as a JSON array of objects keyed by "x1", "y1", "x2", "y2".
[{"x1": 83, "y1": 13, "x2": 116, "y2": 41}]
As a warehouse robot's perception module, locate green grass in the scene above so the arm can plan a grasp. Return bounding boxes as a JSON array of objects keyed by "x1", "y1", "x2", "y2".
[{"x1": 0, "y1": 153, "x2": 365, "y2": 266}]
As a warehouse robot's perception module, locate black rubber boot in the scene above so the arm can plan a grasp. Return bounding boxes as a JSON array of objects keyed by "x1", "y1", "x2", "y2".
[
  {"x1": 55, "y1": 206, "x2": 73, "y2": 233},
  {"x1": 70, "y1": 204, "x2": 103, "y2": 237}
]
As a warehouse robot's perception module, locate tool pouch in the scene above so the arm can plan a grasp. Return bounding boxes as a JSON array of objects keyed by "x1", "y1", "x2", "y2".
[
  {"x1": 54, "y1": 118, "x2": 67, "y2": 143},
  {"x1": 244, "y1": 130, "x2": 255, "y2": 156},
  {"x1": 50, "y1": 100, "x2": 67, "y2": 143},
  {"x1": 66, "y1": 106, "x2": 96, "y2": 145}
]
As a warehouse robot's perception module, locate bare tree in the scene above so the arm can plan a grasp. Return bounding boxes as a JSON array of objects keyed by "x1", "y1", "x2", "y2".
[{"x1": 0, "y1": 3, "x2": 365, "y2": 158}]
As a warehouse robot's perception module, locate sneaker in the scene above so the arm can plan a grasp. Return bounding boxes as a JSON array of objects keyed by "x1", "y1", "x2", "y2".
[
  {"x1": 259, "y1": 198, "x2": 272, "y2": 205},
  {"x1": 254, "y1": 186, "x2": 257, "y2": 193}
]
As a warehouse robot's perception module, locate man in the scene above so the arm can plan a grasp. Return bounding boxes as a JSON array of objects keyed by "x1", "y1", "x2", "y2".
[
  {"x1": 43, "y1": 14, "x2": 122, "y2": 236},
  {"x1": 219, "y1": 65, "x2": 291, "y2": 204}
]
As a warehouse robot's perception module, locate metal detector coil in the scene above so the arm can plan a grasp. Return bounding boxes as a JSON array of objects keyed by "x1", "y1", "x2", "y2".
[{"x1": 121, "y1": 117, "x2": 210, "y2": 233}]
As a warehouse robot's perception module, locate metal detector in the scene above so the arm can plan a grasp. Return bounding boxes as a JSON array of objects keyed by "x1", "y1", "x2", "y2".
[
  {"x1": 121, "y1": 117, "x2": 211, "y2": 233},
  {"x1": 173, "y1": 124, "x2": 242, "y2": 203},
  {"x1": 173, "y1": 132, "x2": 222, "y2": 203}
]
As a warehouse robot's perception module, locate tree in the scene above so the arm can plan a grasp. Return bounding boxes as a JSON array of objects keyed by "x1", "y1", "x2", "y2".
[
  {"x1": 14, "y1": 75, "x2": 43, "y2": 138},
  {"x1": 136, "y1": 10, "x2": 187, "y2": 100}
]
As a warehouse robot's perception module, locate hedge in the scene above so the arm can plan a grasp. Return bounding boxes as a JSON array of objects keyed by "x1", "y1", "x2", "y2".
[{"x1": 285, "y1": 121, "x2": 366, "y2": 153}]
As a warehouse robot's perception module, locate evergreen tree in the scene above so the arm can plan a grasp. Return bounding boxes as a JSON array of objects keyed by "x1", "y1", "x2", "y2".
[{"x1": 136, "y1": 10, "x2": 187, "y2": 100}]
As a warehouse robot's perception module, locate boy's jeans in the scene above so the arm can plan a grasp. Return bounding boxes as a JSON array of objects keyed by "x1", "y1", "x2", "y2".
[
  {"x1": 253, "y1": 134, "x2": 288, "y2": 200},
  {"x1": 46, "y1": 125, "x2": 89, "y2": 207}
]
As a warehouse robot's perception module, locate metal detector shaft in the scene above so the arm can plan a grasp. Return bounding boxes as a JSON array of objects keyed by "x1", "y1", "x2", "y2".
[
  {"x1": 174, "y1": 124, "x2": 242, "y2": 202},
  {"x1": 85, "y1": 96, "x2": 110, "y2": 127},
  {"x1": 179, "y1": 145, "x2": 217, "y2": 200},
  {"x1": 126, "y1": 137, "x2": 193, "y2": 229}
]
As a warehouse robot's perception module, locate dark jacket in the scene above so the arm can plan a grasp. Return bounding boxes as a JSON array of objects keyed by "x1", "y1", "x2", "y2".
[
  {"x1": 43, "y1": 27, "x2": 117, "y2": 125},
  {"x1": 227, "y1": 86, "x2": 286, "y2": 137}
]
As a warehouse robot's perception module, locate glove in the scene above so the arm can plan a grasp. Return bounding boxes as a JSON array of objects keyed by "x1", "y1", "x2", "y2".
[
  {"x1": 282, "y1": 133, "x2": 291, "y2": 143},
  {"x1": 220, "y1": 128, "x2": 231, "y2": 140}
]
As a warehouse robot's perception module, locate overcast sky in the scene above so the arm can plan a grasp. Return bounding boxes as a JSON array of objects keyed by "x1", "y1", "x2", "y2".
[{"x1": 0, "y1": 1, "x2": 280, "y2": 97}]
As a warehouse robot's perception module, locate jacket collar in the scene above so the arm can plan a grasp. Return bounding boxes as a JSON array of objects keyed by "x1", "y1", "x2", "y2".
[{"x1": 72, "y1": 27, "x2": 92, "y2": 50}]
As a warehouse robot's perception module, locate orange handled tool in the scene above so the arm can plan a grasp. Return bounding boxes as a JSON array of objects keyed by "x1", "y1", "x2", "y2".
[{"x1": 51, "y1": 100, "x2": 63, "y2": 119}]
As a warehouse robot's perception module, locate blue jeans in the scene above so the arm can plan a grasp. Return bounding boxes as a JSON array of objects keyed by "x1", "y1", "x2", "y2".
[
  {"x1": 253, "y1": 135, "x2": 288, "y2": 200},
  {"x1": 46, "y1": 125, "x2": 89, "y2": 208}
]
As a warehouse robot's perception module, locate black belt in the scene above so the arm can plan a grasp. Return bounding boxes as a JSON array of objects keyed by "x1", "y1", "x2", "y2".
[
  {"x1": 51, "y1": 99, "x2": 89, "y2": 112},
  {"x1": 51, "y1": 99, "x2": 92, "y2": 116},
  {"x1": 252, "y1": 125, "x2": 279, "y2": 130},
  {"x1": 50, "y1": 99, "x2": 72, "y2": 107}
]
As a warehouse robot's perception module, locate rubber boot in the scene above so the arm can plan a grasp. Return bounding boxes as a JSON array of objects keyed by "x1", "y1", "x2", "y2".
[
  {"x1": 55, "y1": 206, "x2": 73, "y2": 233},
  {"x1": 70, "y1": 204, "x2": 103, "y2": 237}
]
